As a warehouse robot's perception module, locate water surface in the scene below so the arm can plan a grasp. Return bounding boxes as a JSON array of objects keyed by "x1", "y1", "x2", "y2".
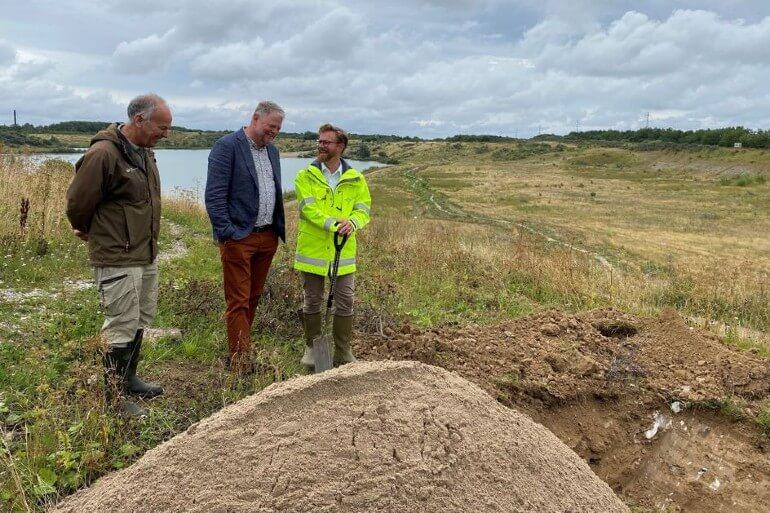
[{"x1": 32, "y1": 149, "x2": 382, "y2": 197}]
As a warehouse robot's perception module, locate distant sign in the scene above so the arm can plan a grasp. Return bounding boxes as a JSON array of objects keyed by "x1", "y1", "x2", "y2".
[{"x1": 734, "y1": 142, "x2": 743, "y2": 148}]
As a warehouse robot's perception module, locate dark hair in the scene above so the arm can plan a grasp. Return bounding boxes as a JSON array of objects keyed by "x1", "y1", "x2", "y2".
[{"x1": 319, "y1": 123, "x2": 348, "y2": 149}]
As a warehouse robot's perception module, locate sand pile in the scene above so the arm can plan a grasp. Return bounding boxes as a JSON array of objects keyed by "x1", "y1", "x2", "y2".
[{"x1": 52, "y1": 361, "x2": 628, "y2": 513}]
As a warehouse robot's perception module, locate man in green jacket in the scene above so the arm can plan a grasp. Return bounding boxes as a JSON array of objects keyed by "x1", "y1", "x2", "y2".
[
  {"x1": 66, "y1": 93, "x2": 172, "y2": 417},
  {"x1": 294, "y1": 124, "x2": 372, "y2": 368}
]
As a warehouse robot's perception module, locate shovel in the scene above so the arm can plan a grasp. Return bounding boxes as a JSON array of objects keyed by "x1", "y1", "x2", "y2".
[{"x1": 312, "y1": 231, "x2": 348, "y2": 373}]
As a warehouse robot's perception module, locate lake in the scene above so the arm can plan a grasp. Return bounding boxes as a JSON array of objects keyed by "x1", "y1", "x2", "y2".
[{"x1": 32, "y1": 149, "x2": 383, "y2": 197}]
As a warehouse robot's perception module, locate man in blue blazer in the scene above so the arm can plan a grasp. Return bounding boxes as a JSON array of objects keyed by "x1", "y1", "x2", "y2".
[{"x1": 205, "y1": 101, "x2": 286, "y2": 372}]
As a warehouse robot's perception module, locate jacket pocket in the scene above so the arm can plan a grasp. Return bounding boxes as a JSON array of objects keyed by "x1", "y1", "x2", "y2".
[
  {"x1": 118, "y1": 161, "x2": 151, "y2": 203},
  {"x1": 123, "y1": 203, "x2": 152, "y2": 250}
]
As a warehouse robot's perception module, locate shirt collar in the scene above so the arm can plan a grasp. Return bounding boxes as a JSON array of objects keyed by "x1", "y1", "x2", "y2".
[
  {"x1": 244, "y1": 129, "x2": 267, "y2": 151},
  {"x1": 118, "y1": 124, "x2": 140, "y2": 150},
  {"x1": 322, "y1": 161, "x2": 342, "y2": 176}
]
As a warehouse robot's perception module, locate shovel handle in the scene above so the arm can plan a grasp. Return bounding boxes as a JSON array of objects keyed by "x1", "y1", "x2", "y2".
[
  {"x1": 334, "y1": 230, "x2": 348, "y2": 251},
  {"x1": 325, "y1": 230, "x2": 350, "y2": 312}
]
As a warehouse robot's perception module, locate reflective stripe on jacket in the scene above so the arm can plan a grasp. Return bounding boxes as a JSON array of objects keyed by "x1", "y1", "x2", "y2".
[{"x1": 293, "y1": 160, "x2": 371, "y2": 276}]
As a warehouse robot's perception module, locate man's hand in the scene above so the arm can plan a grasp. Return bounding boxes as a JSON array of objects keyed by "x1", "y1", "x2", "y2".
[
  {"x1": 336, "y1": 219, "x2": 354, "y2": 236},
  {"x1": 73, "y1": 229, "x2": 89, "y2": 242}
]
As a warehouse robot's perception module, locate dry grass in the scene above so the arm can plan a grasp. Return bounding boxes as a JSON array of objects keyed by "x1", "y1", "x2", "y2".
[
  {"x1": 355, "y1": 215, "x2": 610, "y2": 325},
  {"x1": 0, "y1": 156, "x2": 74, "y2": 243},
  {"x1": 0, "y1": 156, "x2": 90, "y2": 290},
  {"x1": 352, "y1": 143, "x2": 770, "y2": 353},
  {"x1": 437, "y1": 149, "x2": 770, "y2": 273},
  {"x1": 369, "y1": 143, "x2": 769, "y2": 338}
]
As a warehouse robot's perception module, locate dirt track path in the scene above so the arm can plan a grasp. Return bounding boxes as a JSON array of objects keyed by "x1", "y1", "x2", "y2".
[{"x1": 403, "y1": 166, "x2": 614, "y2": 267}]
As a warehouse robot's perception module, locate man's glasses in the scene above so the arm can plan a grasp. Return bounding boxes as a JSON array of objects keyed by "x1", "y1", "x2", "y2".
[{"x1": 317, "y1": 140, "x2": 340, "y2": 146}]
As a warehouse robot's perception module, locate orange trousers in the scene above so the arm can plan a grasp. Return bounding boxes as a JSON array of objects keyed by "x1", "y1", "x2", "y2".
[{"x1": 219, "y1": 231, "x2": 278, "y2": 357}]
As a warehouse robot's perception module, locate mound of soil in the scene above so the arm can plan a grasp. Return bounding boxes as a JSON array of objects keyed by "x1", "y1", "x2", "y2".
[
  {"x1": 356, "y1": 309, "x2": 770, "y2": 512},
  {"x1": 52, "y1": 361, "x2": 628, "y2": 513}
]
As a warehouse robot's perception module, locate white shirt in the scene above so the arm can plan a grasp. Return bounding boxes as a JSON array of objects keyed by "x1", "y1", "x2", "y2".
[
  {"x1": 245, "y1": 133, "x2": 276, "y2": 227},
  {"x1": 322, "y1": 161, "x2": 343, "y2": 189}
]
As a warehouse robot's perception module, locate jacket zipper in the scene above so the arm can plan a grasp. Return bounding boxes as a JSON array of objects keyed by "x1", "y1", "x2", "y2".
[
  {"x1": 118, "y1": 138, "x2": 154, "y2": 259},
  {"x1": 124, "y1": 212, "x2": 131, "y2": 252},
  {"x1": 143, "y1": 155, "x2": 155, "y2": 262}
]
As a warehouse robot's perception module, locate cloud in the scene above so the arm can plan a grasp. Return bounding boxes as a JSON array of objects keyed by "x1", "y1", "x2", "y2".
[
  {"x1": 112, "y1": 28, "x2": 177, "y2": 74},
  {"x1": 413, "y1": 119, "x2": 445, "y2": 127},
  {"x1": 3, "y1": 2, "x2": 770, "y2": 135},
  {"x1": 0, "y1": 41, "x2": 17, "y2": 67},
  {"x1": 189, "y1": 6, "x2": 365, "y2": 81},
  {"x1": 12, "y1": 59, "x2": 55, "y2": 80},
  {"x1": 523, "y1": 10, "x2": 770, "y2": 77},
  {"x1": 0, "y1": 77, "x2": 123, "y2": 125}
]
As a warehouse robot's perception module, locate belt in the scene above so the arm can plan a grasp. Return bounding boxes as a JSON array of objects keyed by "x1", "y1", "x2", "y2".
[{"x1": 253, "y1": 224, "x2": 273, "y2": 233}]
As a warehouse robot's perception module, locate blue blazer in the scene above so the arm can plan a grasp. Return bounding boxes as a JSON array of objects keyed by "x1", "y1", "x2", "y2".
[{"x1": 205, "y1": 128, "x2": 286, "y2": 243}]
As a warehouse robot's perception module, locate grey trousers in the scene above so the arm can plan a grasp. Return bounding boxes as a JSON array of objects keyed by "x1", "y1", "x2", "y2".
[
  {"x1": 95, "y1": 263, "x2": 158, "y2": 348},
  {"x1": 301, "y1": 272, "x2": 355, "y2": 317}
]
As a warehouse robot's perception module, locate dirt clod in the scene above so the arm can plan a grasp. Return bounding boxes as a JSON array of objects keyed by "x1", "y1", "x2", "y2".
[{"x1": 354, "y1": 309, "x2": 770, "y2": 513}]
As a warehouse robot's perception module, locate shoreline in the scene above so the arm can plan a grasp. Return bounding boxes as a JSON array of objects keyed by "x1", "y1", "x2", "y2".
[{"x1": 1, "y1": 148, "x2": 312, "y2": 156}]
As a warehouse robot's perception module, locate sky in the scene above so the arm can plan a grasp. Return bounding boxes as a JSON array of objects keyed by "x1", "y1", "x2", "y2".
[{"x1": 1, "y1": 0, "x2": 770, "y2": 137}]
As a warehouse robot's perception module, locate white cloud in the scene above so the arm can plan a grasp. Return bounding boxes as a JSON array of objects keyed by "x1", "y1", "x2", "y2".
[
  {"x1": 0, "y1": 41, "x2": 16, "y2": 67},
  {"x1": 413, "y1": 119, "x2": 445, "y2": 127},
  {"x1": 112, "y1": 28, "x2": 177, "y2": 74},
  {"x1": 189, "y1": 6, "x2": 366, "y2": 81},
  {"x1": 524, "y1": 10, "x2": 770, "y2": 77}
]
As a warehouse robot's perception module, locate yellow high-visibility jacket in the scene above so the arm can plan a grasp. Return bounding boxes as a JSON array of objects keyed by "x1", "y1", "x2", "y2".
[{"x1": 293, "y1": 160, "x2": 371, "y2": 276}]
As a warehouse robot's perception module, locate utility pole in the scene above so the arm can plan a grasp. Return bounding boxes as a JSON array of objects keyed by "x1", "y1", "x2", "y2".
[
  {"x1": 13, "y1": 109, "x2": 17, "y2": 126},
  {"x1": 645, "y1": 112, "x2": 650, "y2": 128}
]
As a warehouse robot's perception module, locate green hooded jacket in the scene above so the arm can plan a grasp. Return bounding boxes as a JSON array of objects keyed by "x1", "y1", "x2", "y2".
[{"x1": 66, "y1": 124, "x2": 161, "y2": 267}]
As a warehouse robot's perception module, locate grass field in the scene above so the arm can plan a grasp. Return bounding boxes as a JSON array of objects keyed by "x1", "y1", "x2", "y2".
[
  {"x1": 367, "y1": 142, "x2": 769, "y2": 333},
  {"x1": 1, "y1": 139, "x2": 768, "y2": 511}
]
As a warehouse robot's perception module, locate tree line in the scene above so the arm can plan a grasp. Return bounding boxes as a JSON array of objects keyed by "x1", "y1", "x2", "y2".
[
  {"x1": 4, "y1": 121, "x2": 770, "y2": 149},
  {"x1": 553, "y1": 127, "x2": 770, "y2": 148}
]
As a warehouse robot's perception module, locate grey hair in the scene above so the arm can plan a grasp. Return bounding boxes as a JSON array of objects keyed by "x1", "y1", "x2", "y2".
[
  {"x1": 254, "y1": 101, "x2": 284, "y2": 118},
  {"x1": 127, "y1": 93, "x2": 167, "y2": 123}
]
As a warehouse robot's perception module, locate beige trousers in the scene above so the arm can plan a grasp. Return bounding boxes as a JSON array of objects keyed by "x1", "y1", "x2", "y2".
[
  {"x1": 301, "y1": 272, "x2": 355, "y2": 317},
  {"x1": 95, "y1": 262, "x2": 158, "y2": 348}
]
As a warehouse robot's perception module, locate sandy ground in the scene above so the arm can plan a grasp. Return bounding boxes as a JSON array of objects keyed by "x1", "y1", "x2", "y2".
[{"x1": 50, "y1": 361, "x2": 628, "y2": 513}]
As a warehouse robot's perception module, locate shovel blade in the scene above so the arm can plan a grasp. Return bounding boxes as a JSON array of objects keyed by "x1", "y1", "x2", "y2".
[{"x1": 312, "y1": 335, "x2": 333, "y2": 373}]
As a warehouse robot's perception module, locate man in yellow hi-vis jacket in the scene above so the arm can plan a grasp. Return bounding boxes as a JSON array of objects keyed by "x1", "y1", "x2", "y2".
[{"x1": 294, "y1": 124, "x2": 371, "y2": 367}]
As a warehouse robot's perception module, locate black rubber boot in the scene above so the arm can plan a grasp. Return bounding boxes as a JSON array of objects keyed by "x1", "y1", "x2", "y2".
[
  {"x1": 125, "y1": 329, "x2": 164, "y2": 398},
  {"x1": 103, "y1": 346, "x2": 148, "y2": 418}
]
